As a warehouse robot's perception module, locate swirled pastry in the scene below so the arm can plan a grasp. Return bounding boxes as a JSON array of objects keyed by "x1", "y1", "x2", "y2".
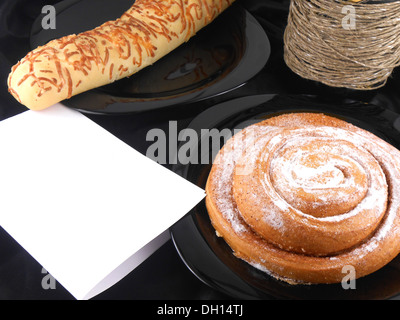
[
  {"x1": 8, "y1": 0, "x2": 234, "y2": 110},
  {"x1": 205, "y1": 112, "x2": 400, "y2": 284}
]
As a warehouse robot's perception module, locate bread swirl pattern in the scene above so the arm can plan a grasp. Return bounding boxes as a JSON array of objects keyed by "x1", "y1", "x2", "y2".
[
  {"x1": 206, "y1": 113, "x2": 400, "y2": 284},
  {"x1": 8, "y1": 0, "x2": 234, "y2": 110}
]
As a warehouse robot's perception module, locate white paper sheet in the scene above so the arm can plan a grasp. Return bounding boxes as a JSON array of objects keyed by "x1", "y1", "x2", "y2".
[{"x1": 0, "y1": 104, "x2": 205, "y2": 300}]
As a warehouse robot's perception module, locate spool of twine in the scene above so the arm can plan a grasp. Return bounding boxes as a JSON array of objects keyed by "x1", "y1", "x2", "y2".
[{"x1": 284, "y1": 0, "x2": 400, "y2": 90}]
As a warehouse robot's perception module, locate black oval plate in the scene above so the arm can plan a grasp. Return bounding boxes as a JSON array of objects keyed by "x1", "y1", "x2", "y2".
[
  {"x1": 170, "y1": 94, "x2": 400, "y2": 300},
  {"x1": 30, "y1": 0, "x2": 270, "y2": 114}
]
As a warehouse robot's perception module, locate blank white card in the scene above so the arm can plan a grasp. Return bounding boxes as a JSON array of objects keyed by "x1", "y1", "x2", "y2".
[{"x1": 0, "y1": 104, "x2": 205, "y2": 300}]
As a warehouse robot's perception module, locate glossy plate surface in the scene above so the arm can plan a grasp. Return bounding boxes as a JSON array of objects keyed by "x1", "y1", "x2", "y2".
[
  {"x1": 30, "y1": 0, "x2": 270, "y2": 114},
  {"x1": 170, "y1": 94, "x2": 400, "y2": 300}
]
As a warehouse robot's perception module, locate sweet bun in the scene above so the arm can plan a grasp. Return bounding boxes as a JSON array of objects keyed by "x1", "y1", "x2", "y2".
[{"x1": 206, "y1": 112, "x2": 400, "y2": 284}]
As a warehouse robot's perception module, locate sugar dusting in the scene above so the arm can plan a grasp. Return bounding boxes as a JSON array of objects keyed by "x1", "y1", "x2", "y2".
[
  {"x1": 208, "y1": 114, "x2": 400, "y2": 278},
  {"x1": 212, "y1": 125, "x2": 275, "y2": 234}
]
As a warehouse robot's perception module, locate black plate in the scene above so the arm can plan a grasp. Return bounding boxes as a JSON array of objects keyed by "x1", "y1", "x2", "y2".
[
  {"x1": 30, "y1": 0, "x2": 270, "y2": 114},
  {"x1": 170, "y1": 94, "x2": 400, "y2": 300}
]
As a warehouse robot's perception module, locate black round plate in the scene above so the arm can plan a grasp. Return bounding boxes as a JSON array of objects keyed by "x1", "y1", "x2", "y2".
[
  {"x1": 30, "y1": 0, "x2": 270, "y2": 114},
  {"x1": 170, "y1": 94, "x2": 400, "y2": 300}
]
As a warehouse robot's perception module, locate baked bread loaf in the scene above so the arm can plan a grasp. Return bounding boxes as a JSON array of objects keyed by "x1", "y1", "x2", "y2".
[
  {"x1": 8, "y1": 0, "x2": 234, "y2": 110},
  {"x1": 206, "y1": 112, "x2": 400, "y2": 284}
]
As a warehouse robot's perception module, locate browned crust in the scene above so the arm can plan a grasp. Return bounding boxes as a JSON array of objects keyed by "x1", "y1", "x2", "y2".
[
  {"x1": 206, "y1": 113, "x2": 400, "y2": 284},
  {"x1": 8, "y1": 0, "x2": 234, "y2": 110}
]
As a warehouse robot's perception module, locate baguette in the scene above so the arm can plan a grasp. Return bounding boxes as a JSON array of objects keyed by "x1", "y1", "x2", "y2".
[{"x1": 8, "y1": 0, "x2": 235, "y2": 110}]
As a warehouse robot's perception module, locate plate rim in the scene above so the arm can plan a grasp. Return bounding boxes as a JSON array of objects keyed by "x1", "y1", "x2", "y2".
[
  {"x1": 169, "y1": 93, "x2": 400, "y2": 300},
  {"x1": 33, "y1": 2, "x2": 271, "y2": 114}
]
